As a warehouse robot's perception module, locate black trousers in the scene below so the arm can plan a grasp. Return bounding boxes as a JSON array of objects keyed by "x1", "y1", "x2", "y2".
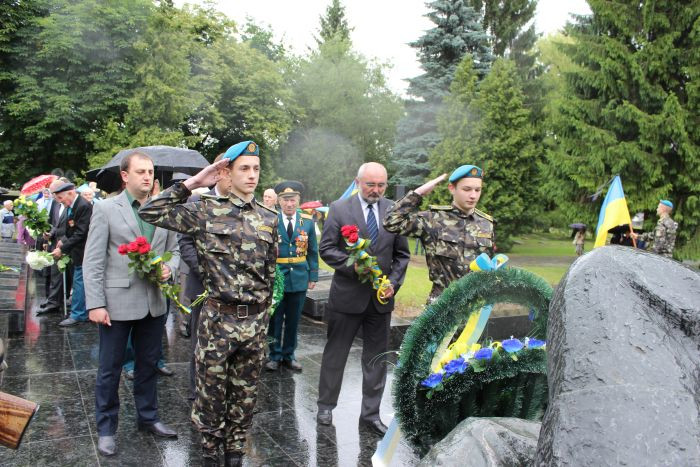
[
  {"x1": 46, "y1": 263, "x2": 71, "y2": 308},
  {"x1": 317, "y1": 300, "x2": 391, "y2": 422},
  {"x1": 95, "y1": 313, "x2": 165, "y2": 436}
]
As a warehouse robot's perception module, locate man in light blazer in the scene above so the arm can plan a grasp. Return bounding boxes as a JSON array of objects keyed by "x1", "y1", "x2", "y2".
[
  {"x1": 83, "y1": 152, "x2": 180, "y2": 457},
  {"x1": 316, "y1": 162, "x2": 410, "y2": 435}
]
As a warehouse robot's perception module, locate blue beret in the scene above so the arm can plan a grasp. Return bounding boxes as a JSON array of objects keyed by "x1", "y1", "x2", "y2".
[
  {"x1": 449, "y1": 165, "x2": 483, "y2": 183},
  {"x1": 222, "y1": 141, "x2": 259, "y2": 163},
  {"x1": 660, "y1": 199, "x2": 673, "y2": 209}
]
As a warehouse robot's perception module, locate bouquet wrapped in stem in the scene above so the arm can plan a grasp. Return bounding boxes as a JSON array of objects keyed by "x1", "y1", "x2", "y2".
[
  {"x1": 340, "y1": 224, "x2": 392, "y2": 304},
  {"x1": 118, "y1": 236, "x2": 189, "y2": 314}
]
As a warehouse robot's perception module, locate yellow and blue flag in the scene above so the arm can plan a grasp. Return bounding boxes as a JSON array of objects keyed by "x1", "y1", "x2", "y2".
[
  {"x1": 594, "y1": 176, "x2": 632, "y2": 248},
  {"x1": 339, "y1": 180, "x2": 358, "y2": 200}
]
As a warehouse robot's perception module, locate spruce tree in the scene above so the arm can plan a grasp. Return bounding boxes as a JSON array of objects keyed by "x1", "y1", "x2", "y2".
[
  {"x1": 316, "y1": 0, "x2": 352, "y2": 46},
  {"x1": 544, "y1": 0, "x2": 700, "y2": 250},
  {"x1": 430, "y1": 57, "x2": 538, "y2": 251},
  {"x1": 391, "y1": 0, "x2": 493, "y2": 188}
]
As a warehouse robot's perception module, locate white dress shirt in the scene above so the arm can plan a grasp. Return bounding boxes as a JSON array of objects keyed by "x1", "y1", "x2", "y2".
[{"x1": 357, "y1": 193, "x2": 379, "y2": 230}]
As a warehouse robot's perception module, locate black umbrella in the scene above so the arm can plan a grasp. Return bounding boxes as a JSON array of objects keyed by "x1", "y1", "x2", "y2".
[
  {"x1": 569, "y1": 223, "x2": 586, "y2": 229},
  {"x1": 86, "y1": 146, "x2": 209, "y2": 193}
]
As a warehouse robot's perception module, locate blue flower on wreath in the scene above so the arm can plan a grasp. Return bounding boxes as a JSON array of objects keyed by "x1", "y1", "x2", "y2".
[
  {"x1": 443, "y1": 357, "x2": 468, "y2": 377},
  {"x1": 421, "y1": 372, "x2": 444, "y2": 388},
  {"x1": 526, "y1": 338, "x2": 546, "y2": 349},
  {"x1": 502, "y1": 337, "x2": 524, "y2": 353},
  {"x1": 474, "y1": 348, "x2": 493, "y2": 360}
]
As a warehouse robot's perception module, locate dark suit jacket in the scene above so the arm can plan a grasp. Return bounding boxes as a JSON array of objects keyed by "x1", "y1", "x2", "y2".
[
  {"x1": 177, "y1": 190, "x2": 214, "y2": 300},
  {"x1": 320, "y1": 195, "x2": 410, "y2": 314},
  {"x1": 59, "y1": 195, "x2": 92, "y2": 266}
]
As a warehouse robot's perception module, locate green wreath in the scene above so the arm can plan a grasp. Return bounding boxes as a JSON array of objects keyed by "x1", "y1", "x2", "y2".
[{"x1": 393, "y1": 266, "x2": 552, "y2": 453}]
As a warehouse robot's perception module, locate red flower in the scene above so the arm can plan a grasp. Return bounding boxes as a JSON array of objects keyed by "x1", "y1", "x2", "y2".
[
  {"x1": 127, "y1": 242, "x2": 139, "y2": 253},
  {"x1": 340, "y1": 224, "x2": 359, "y2": 239},
  {"x1": 138, "y1": 244, "x2": 151, "y2": 255},
  {"x1": 117, "y1": 244, "x2": 128, "y2": 255},
  {"x1": 135, "y1": 236, "x2": 148, "y2": 246},
  {"x1": 348, "y1": 232, "x2": 359, "y2": 244}
]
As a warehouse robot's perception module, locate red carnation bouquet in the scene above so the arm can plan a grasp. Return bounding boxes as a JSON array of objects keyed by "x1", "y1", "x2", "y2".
[
  {"x1": 118, "y1": 236, "x2": 190, "y2": 314},
  {"x1": 340, "y1": 224, "x2": 392, "y2": 304}
]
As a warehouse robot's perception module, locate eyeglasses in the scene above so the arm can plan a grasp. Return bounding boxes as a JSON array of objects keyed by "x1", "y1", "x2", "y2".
[{"x1": 362, "y1": 182, "x2": 387, "y2": 189}]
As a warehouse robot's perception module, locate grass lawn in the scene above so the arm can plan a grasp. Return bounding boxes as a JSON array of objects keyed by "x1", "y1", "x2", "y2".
[{"x1": 318, "y1": 232, "x2": 575, "y2": 316}]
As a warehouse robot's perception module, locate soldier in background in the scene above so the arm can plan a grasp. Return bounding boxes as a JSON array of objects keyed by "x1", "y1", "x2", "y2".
[
  {"x1": 265, "y1": 181, "x2": 318, "y2": 372},
  {"x1": 633, "y1": 199, "x2": 678, "y2": 258},
  {"x1": 383, "y1": 165, "x2": 494, "y2": 303},
  {"x1": 139, "y1": 141, "x2": 278, "y2": 467}
]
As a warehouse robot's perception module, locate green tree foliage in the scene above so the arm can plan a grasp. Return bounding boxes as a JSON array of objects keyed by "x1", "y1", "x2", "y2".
[
  {"x1": 544, "y1": 0, "x2": 700, "y2": 249},
  {"x1": 430, "y1": 58, "x2": 538, "y2": 251},
  {"x1": 392, "y1": 0, "x2": 494, "y2": 188},
  {"x1": 467, "y1": 0, "x2": 537, "y2": 57},
  {"x1": 276, "y1": 37, "x2": 402, "y2": 197},
  {"x1": 0, "y1": 0, "x2": 152, "y2": 183},
  {"x1": 316, "y1": 0, "x2": 352, "y2": 46}
]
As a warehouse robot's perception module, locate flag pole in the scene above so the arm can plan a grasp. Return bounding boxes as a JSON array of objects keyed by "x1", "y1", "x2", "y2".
[{"x1": 628, "y1": 224, "x2": 637, "y2": 248}]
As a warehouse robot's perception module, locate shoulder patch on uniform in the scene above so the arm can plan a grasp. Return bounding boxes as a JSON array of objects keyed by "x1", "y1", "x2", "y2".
[
  {"x1": 429, "y1": 204, "x2": 452, "y2": 211},
  {"x1": 474, "y1": 208, "x2": 493, "y2": 222},
  {"x1": 200, "y1": 192, "x2": 225, "y2": 199},
  {"x1": 300, "y1": 212, "x2": 313, "y2": 220},
  {"x1": 257, "y1": 201, "x2": 277, "y2": 214}
]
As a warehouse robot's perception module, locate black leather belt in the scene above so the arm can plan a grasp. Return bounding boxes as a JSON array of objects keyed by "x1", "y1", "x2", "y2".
[{"x1": 206, "y1": 298, "x2": 263, "y2": 319}]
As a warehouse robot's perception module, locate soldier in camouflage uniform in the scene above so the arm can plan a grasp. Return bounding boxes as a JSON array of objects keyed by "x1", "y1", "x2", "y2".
[
  {"x1": 139, "y1": 141, "x2": 278, "y2": 467},
  {"x1": 633, "y1": 199, "x2": 678, "y2": 258},
  {"x1": 384, "y1": 165, "x2": 494, "y2": 303}
]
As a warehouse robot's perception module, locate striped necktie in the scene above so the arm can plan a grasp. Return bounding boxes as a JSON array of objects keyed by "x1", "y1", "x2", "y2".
[{"x1": 366, "y1": 204, "x2": 379, "y2": 245}]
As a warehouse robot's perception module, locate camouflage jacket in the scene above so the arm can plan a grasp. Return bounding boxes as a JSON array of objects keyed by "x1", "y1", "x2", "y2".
[
  {"x1": 139, "y1": 182, "x2": 279, "y2": 305},
  {"x1": 383, "y1": 191, "x2": 494, "y2": 295},
  {"x1": 641, "y1": 216, "x2": 677, "y2": 258}
]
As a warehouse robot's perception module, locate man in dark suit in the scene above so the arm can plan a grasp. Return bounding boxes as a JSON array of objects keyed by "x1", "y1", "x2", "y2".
[
  {"x1": 316, "y1": 162, "x2": 410, "y2": 435},
  {"x1": 38, "y1": 187, "x2": 68, "y2": 313},
  {"x1": 178, "y1": 153, "x2": 231, "y2": 400},
  {"x1": 47, "y1": 180, "x2": 93, "y2": 327}
]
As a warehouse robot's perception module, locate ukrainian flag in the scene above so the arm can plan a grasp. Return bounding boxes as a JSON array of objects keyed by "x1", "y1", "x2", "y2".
[
  {"x1": 594, "y1": 176, "x2": 632, "y2": 248},
  {"x1": 339, "y1": 180, "x2": 358, "y2": 200}
]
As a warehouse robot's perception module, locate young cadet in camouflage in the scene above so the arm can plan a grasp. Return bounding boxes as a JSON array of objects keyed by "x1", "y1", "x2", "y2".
[
  {"x1": 634, "y1": 200, "x2": 678, "y2": 258},
  {"x1": 383, "y1": 165, "x2": 494, "y2": 303},
  {"x1": 139, "y1": 141, "x2": 278, "y2": 467}
]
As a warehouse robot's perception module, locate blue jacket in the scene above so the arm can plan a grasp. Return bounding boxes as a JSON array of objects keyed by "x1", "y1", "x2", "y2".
[{"x1": 277, "y1": 211, "x2": 319, "y2": 292}]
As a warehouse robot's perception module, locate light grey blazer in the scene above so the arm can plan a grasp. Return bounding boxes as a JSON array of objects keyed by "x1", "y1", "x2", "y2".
[{"x1": 83, "y1": 191, "x2": 180, "y2": 321}]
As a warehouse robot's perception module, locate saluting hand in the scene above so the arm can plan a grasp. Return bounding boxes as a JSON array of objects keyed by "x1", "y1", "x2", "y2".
[
  {"x1": 184, "y1": 159, "x2": 230, "y2": 191},
  {"x1": 415, "y1": 173, "x2": 448, "y2": 196}
]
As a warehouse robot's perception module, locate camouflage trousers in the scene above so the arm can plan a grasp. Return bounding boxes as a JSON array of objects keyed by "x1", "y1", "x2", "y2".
[{"x1": 191, "y1": 302, "x2": 269, "y2": 455}]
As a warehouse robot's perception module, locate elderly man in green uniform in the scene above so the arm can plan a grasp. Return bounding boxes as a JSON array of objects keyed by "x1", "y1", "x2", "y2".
[
  {"x1": 383, "y1": 165, "x2": 494, "y2": 303},
  {"x1": 265, "y1": 181, "x2": 319, "y2": 372},
  {"x1": 139, "y1": 141, "x2": 278, "y2": 467},
  {"x1": 633, "y1": 199, "x2": 678, "y2": 258}
]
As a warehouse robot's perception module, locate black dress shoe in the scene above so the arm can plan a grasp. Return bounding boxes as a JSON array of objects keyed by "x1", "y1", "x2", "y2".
[
  {"x1": 157, "y1": 365, "x2": 174, "y2": 376},
  {"x1": 224, "y1": 451, "x2": 243, "y2": 467},
  {"x1": 37, "y1": 305, "x2": 62, "y2": 315},
  {"x1": 97, "y1": 435, "x2": 117, "y2": 456},
  {"x1": 317, "y1": 409, "x2": 332, "y2": 425},
  {"x1": 359, "y1": 418, "x2": 388, "y2": 436},
  {"x1": 138, "y1": 421, "x2": 177, "y2": 438},
  {"x1": 265, "y1": 360, "x2": 279, "y2": 371},
  {"x1": 283, "y1": 359, "x2": 302, "y2": 371}
]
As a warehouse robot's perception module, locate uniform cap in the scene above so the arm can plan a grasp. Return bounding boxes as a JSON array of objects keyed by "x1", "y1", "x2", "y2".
[
  {"x1": 660, "y1": 199, "x2": 673, "y2": 209},
  {"x1": 449, "y1": 165, "x2": 483, "y2": 183},
  {"x1": 274, "y1": 180, "x2": 304, "y2": 198},
  {"x1": 222, "y1": 141, "x2": 259, "y2": 163}
]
